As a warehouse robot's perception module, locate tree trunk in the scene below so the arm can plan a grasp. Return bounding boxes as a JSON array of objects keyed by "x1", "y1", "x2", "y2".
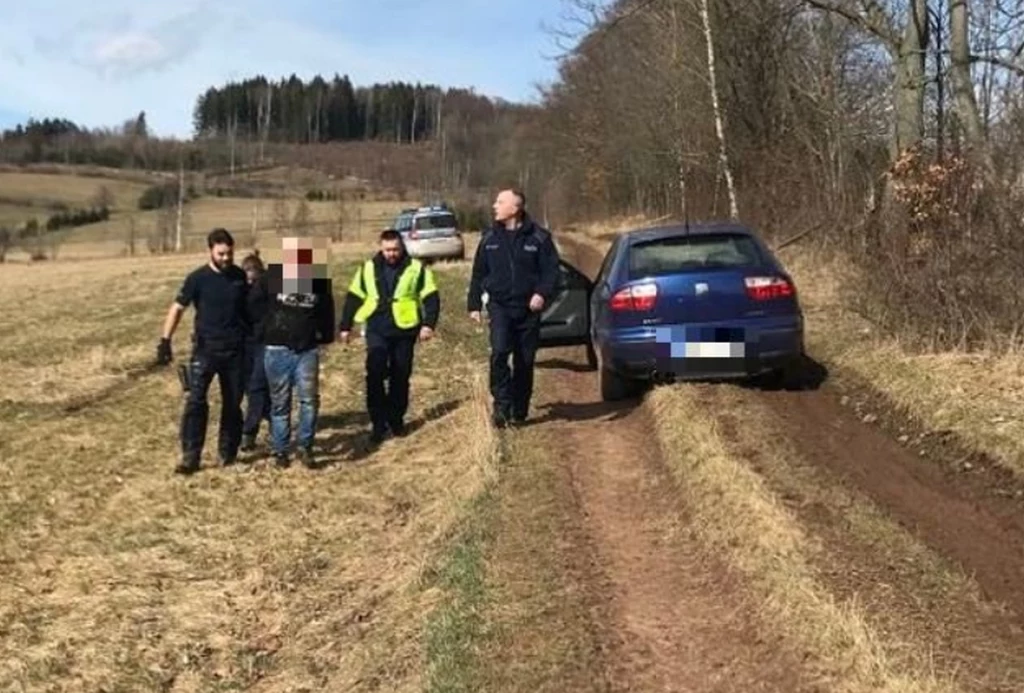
[
  {"x1": 949, "y1": 0, "x2": 997, "y2": 180},
  {"x1": 174, "y1": 161, "x2": 184, "y2": 253},
  {"x1": 893, "y1": 0, "x2": 929, "y2": 158},
  {"x1": 699, "y1": 0, "x2": 739, "y2": 219}
]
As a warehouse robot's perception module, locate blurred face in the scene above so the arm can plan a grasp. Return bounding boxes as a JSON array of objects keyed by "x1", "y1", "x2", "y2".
[
  {"x1": 209, "y1": 243, "x2": 234, "y2": 270},
  {"x1": 244, "y1": 265, "x2": 260, "y2": 284},
  {"x1": 493, "y1": 190, "x2": 521, "y2": 224},
  {"x1": 381, "y1": 238, "x2": 403, "y2": 264}
]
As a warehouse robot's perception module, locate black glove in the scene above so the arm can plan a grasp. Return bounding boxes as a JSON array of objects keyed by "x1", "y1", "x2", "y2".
[{"x1": 157, "y1": 338, "x2": 172, "y2": 365}]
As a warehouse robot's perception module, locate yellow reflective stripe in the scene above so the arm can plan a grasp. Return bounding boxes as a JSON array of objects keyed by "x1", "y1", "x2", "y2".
[
  {"x1": 348, "y1": 263, "x2": 368, "y2": 298},
  {"x1": 419, "y1": 266, "x2": 437, "y2": 298}
]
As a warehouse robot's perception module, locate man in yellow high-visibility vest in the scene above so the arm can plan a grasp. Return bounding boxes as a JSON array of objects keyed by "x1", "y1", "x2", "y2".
[{"x1": 338, "y1": 229, "x2": 440, "y2": 444}]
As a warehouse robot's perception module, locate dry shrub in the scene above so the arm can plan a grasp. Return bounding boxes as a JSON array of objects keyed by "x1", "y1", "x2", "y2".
[{"x1": 847, "y1": 148, "x2": 1024, "y2": 352}]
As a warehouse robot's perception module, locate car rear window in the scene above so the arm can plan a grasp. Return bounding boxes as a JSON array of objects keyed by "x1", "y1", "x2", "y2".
[
  {"x1": 414, "y1": 214, "x2": 457, "y2": 230},
  {"x1": 628, "y1": 233, "x2": 764, "y2": 278}
]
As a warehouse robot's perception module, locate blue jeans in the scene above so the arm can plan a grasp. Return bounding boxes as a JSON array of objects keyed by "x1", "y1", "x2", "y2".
[{"x1": 264, "y1": 346, "x2": 320, "y2": 455}]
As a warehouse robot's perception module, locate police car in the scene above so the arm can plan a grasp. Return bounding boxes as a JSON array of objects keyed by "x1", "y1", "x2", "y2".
[{"x1": 392, "y1": 204, "x2": 465, "y2": 261}]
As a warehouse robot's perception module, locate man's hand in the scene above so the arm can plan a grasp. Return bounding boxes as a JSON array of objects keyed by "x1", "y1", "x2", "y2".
[
  {"x1": 156, "y1": 338, "x2": 173, "y2": 365},
  {"x1": 528, "y1": 294, "x2": 545, "y2": 312},
  {"x1": 419, "y1": 326, "x2": 435, "y2": 342},
  {"x1": 338, "y1": 330, "x2": 351, "y2": 344},
  {"x1": 469, "y1": 311, "x2": 482, "y2": 324}
]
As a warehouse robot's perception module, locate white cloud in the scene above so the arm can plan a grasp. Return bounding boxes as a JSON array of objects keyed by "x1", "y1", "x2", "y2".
[
  {"x1": 0, "y1": 0, "x2": 563, "y2": 138},
  {"x1": 93, "y1": 32, "x2": 168, "y2": 76},
  {"x1": 0, "y1": 1, "x2": 375, "y2": 136}
]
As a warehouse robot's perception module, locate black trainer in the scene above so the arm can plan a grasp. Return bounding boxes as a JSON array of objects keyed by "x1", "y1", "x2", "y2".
[
  {"x1": 297, "y1": 447, "x2": 316, "y2": 469},
  {"x1": 273, "y1": 452, "x2": 290, "y2": 468},
  {"x1": 240, "y1": 433, "x2": 257, "y2": 452},
  {"x1": 175, "y1": 458, "x2": 200, "y2": 475}
]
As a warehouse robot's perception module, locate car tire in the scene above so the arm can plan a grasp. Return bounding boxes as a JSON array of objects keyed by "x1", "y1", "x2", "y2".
[{"x1": 599, "y1": 365, "x2": 636, "y2": 402}]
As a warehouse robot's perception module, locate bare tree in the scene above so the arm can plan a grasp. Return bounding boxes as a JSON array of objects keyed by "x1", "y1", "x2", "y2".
[
  {"x1": 91, "y1": 184, "x2": 115, "y2": 210},
  {"x1": 273, "y1": 197, "x2": 289, "y2": 236},
  {"x1": 292, "y1": 198, "x2": 313, "y2": 236},
  {"x1": 0, "y1": 227, "x2": 11, "y2": 263},
  {"x1": 698, "y1": 0, "x2": 739, "y2": 218},
  {"x1": 174, "y1": 160, "x2": 185, "y2": 252},
  {"x1": 125, "y1": 214, "x2": 137, "y2": 256}
]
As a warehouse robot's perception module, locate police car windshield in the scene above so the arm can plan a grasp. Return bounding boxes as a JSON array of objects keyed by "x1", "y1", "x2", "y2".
[{"x1": 414, "y1": 214, "x2": 457, "y2": 230}]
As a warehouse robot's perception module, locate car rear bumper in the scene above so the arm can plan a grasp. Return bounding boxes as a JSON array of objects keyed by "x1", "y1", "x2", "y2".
[
  {"x1": 597, "y1": 315, "x2": 804, "y2": 381},
  {"x1": 404, "y1": 237, "x2": 464, "y2": 259}
]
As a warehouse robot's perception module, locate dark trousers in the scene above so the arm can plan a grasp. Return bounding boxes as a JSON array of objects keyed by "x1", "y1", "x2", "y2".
[
  {"x1": 366, "y1": 333, "x2": 417, "y2": 434},
  {"x1": 242, "y1": 342, "x2": 271, "y2": 437},
  {"x1": 181, "y1": 346, "x2": 245, "y2": 464},
  {"x1": 488, "y1": 305, "x2": 540, "y2": 421}
]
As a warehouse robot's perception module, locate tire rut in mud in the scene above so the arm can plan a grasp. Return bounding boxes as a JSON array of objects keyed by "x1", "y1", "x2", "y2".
[
  {"x1": 755, "y1": 381, "x2": 1024, "y2": 623},
  {"x1": 518, "y1": 360, "x2": 822, "y2": 692}
]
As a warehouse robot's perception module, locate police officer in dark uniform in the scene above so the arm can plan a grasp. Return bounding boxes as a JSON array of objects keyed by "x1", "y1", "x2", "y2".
[
  {"x1": 467, "y1": 188, "x2": 559, "y2": 427},
  {"x1": 157, "y1": 228, "x2": 250, "y2": 475}
]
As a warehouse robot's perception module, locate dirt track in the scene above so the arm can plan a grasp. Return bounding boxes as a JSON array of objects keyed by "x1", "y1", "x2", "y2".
[
  {"x1": 520, "y1": 369, "x2": 821, "y2": 691},
  {"x1": 561, "y1": 233, "x2": 1024, "y2": 625},
  {"x1": 759, "y1": 384, "x2": 1024, "y2": 620},
  {"x1": 524, "y1": 234, "x2": 1024, "y2": 690}
]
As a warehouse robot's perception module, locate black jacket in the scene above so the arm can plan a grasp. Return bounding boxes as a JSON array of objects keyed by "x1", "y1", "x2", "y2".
[
  {"x1": 338, "y1": 252, "x2": 441, "y2": 338},
  {"x1": 466, "y1": 215, "x2": 559, "y2": 312},
  {"x1": 250, "y1": 264, "x2": 336, "y2": 352}
]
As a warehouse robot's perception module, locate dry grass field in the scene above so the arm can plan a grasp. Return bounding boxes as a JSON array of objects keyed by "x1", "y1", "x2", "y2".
[
  {"x1": 0, "y1": 166, "x2": 421, "y2": 262},
  {"x1": 6, "y1": 189, "x2": 1024, "y2": 692},
  {"x1": 0, "y1": 243, "x2": 502, "y2": 692}
]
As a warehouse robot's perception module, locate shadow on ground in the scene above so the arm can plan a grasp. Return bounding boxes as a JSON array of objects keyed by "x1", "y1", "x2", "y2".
[
  {"x1": 316, "y1": 398, "x2": 464, "y2": 466},
  {"x1": 523, "y1": 395, "x2": 640, "y2": 427},
  {"x1": 536, "y1": 357, "x2": 596, "y2": 374},
  {"x1": 739, "y1": 354, "x2": 830, "y2": 392}
]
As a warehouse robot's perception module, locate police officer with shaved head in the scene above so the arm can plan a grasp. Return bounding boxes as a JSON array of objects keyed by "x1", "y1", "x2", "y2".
[{"x1": 467, "y1": 188, "x2": 560, "y2": 428}]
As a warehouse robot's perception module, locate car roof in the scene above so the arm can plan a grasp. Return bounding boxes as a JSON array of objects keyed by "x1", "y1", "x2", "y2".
[{"x1": 622, "y1": 220, "x2": 758, "y2": 244}]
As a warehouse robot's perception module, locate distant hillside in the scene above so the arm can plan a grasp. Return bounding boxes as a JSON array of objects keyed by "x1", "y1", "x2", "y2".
[{"x1": 193, "y1": 75, "x2": 516, "y2": 145}]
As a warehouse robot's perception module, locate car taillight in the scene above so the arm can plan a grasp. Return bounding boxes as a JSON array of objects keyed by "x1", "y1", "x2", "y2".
[
  {"x1": 745, "y1": 275, "x2": 795, "y2": 300},
  {"x1": 610, "y1": 283, "x2": 658, "y2": 311}
]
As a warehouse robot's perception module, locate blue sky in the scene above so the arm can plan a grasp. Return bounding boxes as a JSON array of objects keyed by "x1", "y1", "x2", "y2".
[{"x1": 0, "y1": 1, "x2": 579, "y2": 138}]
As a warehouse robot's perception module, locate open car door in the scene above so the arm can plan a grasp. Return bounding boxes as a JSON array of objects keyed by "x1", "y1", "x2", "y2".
[{"x1": 538, "y1": 260, "x2": 593, "y2": 350}]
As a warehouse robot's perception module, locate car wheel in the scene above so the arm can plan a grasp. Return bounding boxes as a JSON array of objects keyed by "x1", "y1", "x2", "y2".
[{"x1": 599, "y1": 365, "x2": 637, "y2": 402}]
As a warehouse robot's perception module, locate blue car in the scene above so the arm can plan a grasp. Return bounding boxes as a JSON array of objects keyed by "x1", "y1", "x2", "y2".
[{"x1": 537, "y1": 221, "x2": 806, "y2": 401}]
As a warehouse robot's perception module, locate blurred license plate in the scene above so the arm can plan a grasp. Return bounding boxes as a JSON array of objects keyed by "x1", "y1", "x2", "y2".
[{"x1": 684, "y1": 342, "x2": 746, "y2": 358}]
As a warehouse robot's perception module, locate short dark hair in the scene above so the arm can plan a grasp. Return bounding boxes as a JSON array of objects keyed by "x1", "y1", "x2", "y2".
[
  {"x1": 207, "y1": 227, "x2": 234, "y2": 248},
  {"x1": 510, "y1": 188, "x2": 526, "y2": 210},
  {"x1": 380, "y1": 228, "x2": 402, "y2": 243}
]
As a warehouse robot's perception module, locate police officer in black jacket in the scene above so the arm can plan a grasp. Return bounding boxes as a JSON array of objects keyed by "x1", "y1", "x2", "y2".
[
  {"x1": 157, "y1": 228, "x2": 250, "y2": 475},
  {"x1": 467, "y1": 188, "x2": 559, "y2": 427}
]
